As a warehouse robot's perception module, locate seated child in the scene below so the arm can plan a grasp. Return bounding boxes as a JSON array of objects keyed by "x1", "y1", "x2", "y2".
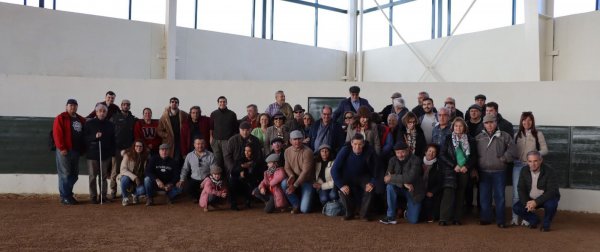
[
  {"x1": 252, "y1": 154, "x2": 288, "y2": 213},
  {"x1": 199, "y1": 165, "x2": 228, "y2": 212}
]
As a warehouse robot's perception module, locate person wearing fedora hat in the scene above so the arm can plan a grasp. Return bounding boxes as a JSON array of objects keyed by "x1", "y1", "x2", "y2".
[
  {"x1": 286, "y1": 104, "x2": 306, "y2": 133},
  {"x1": 332, "y1": 86, "x2": 374, "y2": 124},
  {"x1": 264, "y1": 112, "x2": 290, "y2": 155},
  {"x1": 53, "y1": 98, "x2": 86, "y2": 205}
]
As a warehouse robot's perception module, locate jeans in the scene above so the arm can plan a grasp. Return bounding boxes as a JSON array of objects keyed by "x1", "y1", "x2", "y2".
[
  {"x1": 318, "y1": 188, "x2": 339, "y2": 204},
  {"x1": 281, "y1": 179, "x2": 314, "y2": 213},
  {"x1": 87, "y1": 159, "x2": 110, "y2": 199},
  {"x1": 55, "y1": 150, "x2": 80, "y2": 200},
  {"x1": 479, "y1": 171, "x2": 506, "y2": 224},
  {"x1": 512, "y1": 197, "x2": 559, "y2": 229},
  {"x1": 512, "y1": 161, "x2": 527, "y2": 221},
  {"x1": 252, "y1": 187, "x2": 276, "y2": 213},
  {"x1": 143, "y1": 177, "x2": 182, "y2": 200},
  {"x1": 120, "y1": 176, "x2": 145, "y2": 199},
  {"x1": 386, "y1": 184, "x2": 422, "y2": 224}
]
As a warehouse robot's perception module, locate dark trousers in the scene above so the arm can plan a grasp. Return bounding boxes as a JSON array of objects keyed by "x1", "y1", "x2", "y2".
[
  {"x1": 185, "y1": 178, "x2": 202, "y2": 201},
  {"x1": 440, "y1": 172, "x2": 469, "y2": 222},
  {"x1": 252, "y1": 187, "x2": 275, "y2": 213},
  {"x1": 338, "y1": 182, "x2": 373, "y2": 219},
  {"x1": 513, "y1": 198, "x2": 560, "y2": 229},
  {"x1": 229, "y1": 176, "x2": 253, "y2": 207},
  {"x1": 421, "y1": 192, "x2": 442, "y2": 221}
]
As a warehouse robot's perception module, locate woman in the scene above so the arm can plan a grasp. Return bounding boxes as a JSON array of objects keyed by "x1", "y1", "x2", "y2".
[
  {"x1": 439, "y1": 118, "x2": 477, "y2": 226},
  {"x1": 512, "y1": 111, "x2": 548, "y2": 225},
  {"x1": 421, "y1": 144, "x2": 444, "y2": 223},
  {"x1": 342, "y1": 111, "x2": 355, "y2": 134},
  {"x1": 118, "y1": 140, "x2": 149, "y2": 206},
  {"x1": 346, "y1": 106, "x2": 381, "y2": 155},
  {"x1": 302, "y1": 113, "x2": 314, "y2": 144},
  {"x1": 263, "y1": 112, "x2": 290, "y2": 155},
  {"x1": 251, "y1": 113, "x2": 270, "y2": 147},
  {"x1": 397, "y1": 112, "x2": 427, "y2": 158},
  {"x1": 313, "y1": 144, "x2": 338, "y2": 205}
]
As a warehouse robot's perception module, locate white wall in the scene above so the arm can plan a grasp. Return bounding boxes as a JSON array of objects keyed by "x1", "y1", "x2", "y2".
[
  {"x1": 362, "y1": 25, "x2": 539, "y2": 82},
  {"x1": 0, "y1": 74, "x2": 598, "y2": 127},
  {"x1": 176, "y1": 28, "x2": 347, "y2": 81},
  {"x1": 0, "y1": 3, "x2": 164, "y2": 79},
  {"x1": 0, "y1": 3, "x2": 346, "y2": 81},
  {"x1": 553, "y1": 11, "x2": 600, "y2": 81}
]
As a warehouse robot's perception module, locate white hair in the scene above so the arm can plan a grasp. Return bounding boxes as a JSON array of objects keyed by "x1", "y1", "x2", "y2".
[{"x1": 95, "y1": 104, "x2": 108, "y2": 112}]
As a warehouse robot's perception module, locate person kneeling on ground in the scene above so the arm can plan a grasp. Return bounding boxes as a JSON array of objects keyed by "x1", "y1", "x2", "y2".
[
  {"x1": 144, "y1": 144, "x2": 182, "y2": 206},
  {"x1": 512, "y1": 151, "x2": 560, "y2": 232},
  {"x1": 380, "y1": 141, "x2": 424, "y2": 224},
  {"x1": 313, "y1": 144, "x2": 338, "y2": 205},
  {"x1": 199, "y1": 165, "x2": 228, "y2": 212},
  {"x1": 253, "y1": 154, "x2": 288, "y2": 213},
  {"x1": 119, "y1": 140, "x2": 148, "y2": 206}
]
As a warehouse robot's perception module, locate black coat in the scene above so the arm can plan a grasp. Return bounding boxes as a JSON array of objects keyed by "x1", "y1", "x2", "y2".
[
  {"x1": 396, "y1": 125, "x2": 427, "y2": 158},
  {"x1": 439, "y1": 134, "x2": 478, "y2": 188},
  {"x1": 518, "y1": 163, "x2": 560, "y2": 205},
  {"x1": 84, "y1": 118, "x2": 115, "y2": 161},
  {"x1": 424, "y1": 161, "x2": 444, "y2": 195}
]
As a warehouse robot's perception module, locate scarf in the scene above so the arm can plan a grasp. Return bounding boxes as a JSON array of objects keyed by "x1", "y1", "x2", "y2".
[
  {"x1": 451, "y1": 133, "x2": 470, "y2": 156},
  {"x1": 314, "y1": 122, "x2": 333, "y2": 151},
  {"x1": 405, "y1": 129, "x2": 417, "y2": 154},
  {"x1": 423, "y1": 156, "x2": 437, "y2": 166},
  {"x1": 210, "y1": 174, "x2": 223, "y2": 188},
  {"x1": 266, "y1": 164, "x2": 277, "y2": 176}
]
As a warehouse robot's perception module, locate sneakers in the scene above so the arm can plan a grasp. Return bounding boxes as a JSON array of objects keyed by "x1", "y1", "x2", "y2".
[
  {"x1": 379, "y1": 216, "x2": 397, "y2": 225},
  {"x1": 122, "y1": 197, "x2": 130, "y2": 206},
  {"x1": 132, "y1": 196, "x2": 139, "y2": 204},
  {"x1": 146, "y1": 198, "x2": 154, "y2": 206},
  {"x1": 60, "y1": 198, "x2": 74, "y2": 205},
  {"x1": 521, "y1": 220, "x2": 530, "y2": 226}
]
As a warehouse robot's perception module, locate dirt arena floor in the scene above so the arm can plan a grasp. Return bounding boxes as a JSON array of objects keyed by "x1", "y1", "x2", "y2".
[{"x1": 1, "y1": 194, "x2": 599, "y2": 251}]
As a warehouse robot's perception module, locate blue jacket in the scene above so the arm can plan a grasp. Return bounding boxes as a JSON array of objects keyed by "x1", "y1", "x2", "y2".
[
  {"x1": 308, "y1": 120, "x2": 345, "y2": 153},
  {"x1": 331, "y1": 144, "x2": 378, "y2": 189},
  {"x1": 332, "y1": 97, "x2": 374, "y2": 123}
]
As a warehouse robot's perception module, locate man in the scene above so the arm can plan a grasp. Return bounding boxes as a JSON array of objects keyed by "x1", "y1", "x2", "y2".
[
  {"x1": 466, "y1": 104, "x2": 483, "y2": 138},
  {"x1": 177, "y1": 138, "x2": 215, "y2": 203},
  {"x1": 309, "y1": 105, "x2": 345, "y2": 152},
  {"x1": 513, "y1": 151, "x2": 560, "y2": 232},
  {"x1": 53, "y1": 99, "x2": 86, "y2": 205},
  {"x1": 379, "y1": 92, "x2": 402, "y2": 125},
  {"x1": 465, "y1": 94, "x2": 486, "y2": 122},
  {"x1": 281, "y1": 130, "x2": 315, "y2": 214},
  {"x1": 108, "y1": 99, "x2": 137, "y2": 199},
  {"x1": 476, "y1": 114, "x2": 515, "y2": 228},
  {"x1": 265, "y1": 90, "x2": 293, "y2": 120},
  {"x1": 444, "y1": 97, "x2": 464, "y2": 120},
  {"x1": 331, "y1": 134, "x2": 378, "y2": 221},
  {"x1": 390, "y1": 97, "x2": 409, "y2": 124},
  {"x1": 332, "y1": 86, "x2": 374, "y2": 123},
  {"x1": 183, "y1": 106, "x2": 212, "y2": 153},
  {"x1": 84, "y1": 104, "x2": 116, "y2": 204},
  {"x1": 239, "y1": 104, "x2": 259, "y2": 129},
  {"x1": 157, "y1": 97, "x2": 189, "y2": 166},
  {"x1": 476, "y1": 102, "x2": 514, "y2": 136},
  {"x1": 411, "y1": 91, "x2": 437, "y2": 118},
  {"x1": 87, "y1": 91, "x2": 120, "y2": 120},
  {"x1": 134, "y1": 108, "x2": 162, "y2": 156},
  {"x1": 419, "y1": 98, "x2": 438, "y2": 144},
  {"x1": 144, "y1": 144, "x2": 182, "y2": 206},
  {"x1": 286, "y1": 104, "x2": 305, "y2": 133},
  {"x1": 224, "y1": 121, "x2": 263, "y2": 210},
  {"x1": 431, "y1": 107, "x2": 452, "y2": 148},
  {"x1": 267, "y1": 137, "x2": 286, "y2": 165},
  {"x1": 210, "y1": 96, "x2": 238, "y2": 168},
  {"x1": 380, "y1": 141, "x2": 424, "y2": 224}
]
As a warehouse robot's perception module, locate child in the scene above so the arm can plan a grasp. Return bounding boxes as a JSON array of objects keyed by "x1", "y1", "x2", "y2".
[
  {"x1": 199, "y1": 165, "x2": 228, "y2": 212},
  {"x1": 252, "y1": 154, "x2": 287, "y2": 213}
]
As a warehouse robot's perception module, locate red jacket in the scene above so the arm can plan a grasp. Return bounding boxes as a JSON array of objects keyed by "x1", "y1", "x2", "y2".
[
  {"x1": 134, "y1": 119, "x2": 162, "y2": 153},
  {"x1": 53, "y1": 112, "x2": 86, "y2": 152},
  {"x1": 181, "y1": 116, "x2": 213, "y2": 153}
]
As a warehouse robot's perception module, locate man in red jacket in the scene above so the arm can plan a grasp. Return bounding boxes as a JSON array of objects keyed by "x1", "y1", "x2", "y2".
[{"x1": 53, "y1": 99, "x2": 86, "y2": 205}]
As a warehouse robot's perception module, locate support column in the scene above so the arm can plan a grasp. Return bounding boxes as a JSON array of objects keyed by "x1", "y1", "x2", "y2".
[
  {"x1": 165, "y1": 0, "x2": 177, "y2": 80},
  {"x1": 523, "y1": 0, "x2": 554, "y2": 81},
  {"x1": 347, "y1": 0, "x2": 358, "y2": 82}
]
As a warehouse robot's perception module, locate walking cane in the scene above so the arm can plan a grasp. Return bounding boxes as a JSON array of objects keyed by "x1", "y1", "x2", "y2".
[{"x1": 99, "y1": 140, "x2": 103, "y2": 205}]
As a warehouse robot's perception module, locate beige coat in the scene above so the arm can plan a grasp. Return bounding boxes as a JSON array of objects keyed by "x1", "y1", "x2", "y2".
[
  {"x1": 157, "y1": 107, "x2": 189, "y2": 157},
  {"x1": 514, "y1": 130, "x2": 548, "y2": 162},
  {"x1": 314, "y1": 160, "x2": 335, "y2": 191}
]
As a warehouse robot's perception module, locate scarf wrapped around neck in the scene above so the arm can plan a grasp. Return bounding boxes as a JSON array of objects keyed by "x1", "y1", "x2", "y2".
[
  {"x1": 452, "y1": 132, "x2": 470, "y2": 156},
  {"x1": 423, "y1": 156, "x2": 437, "y2": 166},
  {"x1": 210, "y1": 174, "x2": 223, "y2": 188},
  {"x1": 405, "y1": 128, "x2": 417, "y2": 154},
  {"x1": 266, "y1": 164, "x2": 278, "y2": 176}
]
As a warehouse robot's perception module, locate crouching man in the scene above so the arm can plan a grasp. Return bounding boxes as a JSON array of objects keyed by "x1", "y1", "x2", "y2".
[
  {"x1": 144, "y1": 144, "x2": 182, "y2": 206},
  {"x1": 512, "y1": 151, "x2": 560, "y2": 232}
]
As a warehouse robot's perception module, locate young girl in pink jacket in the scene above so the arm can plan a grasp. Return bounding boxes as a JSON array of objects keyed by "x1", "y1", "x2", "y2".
[
  {"x1": 199, "y1": 165, "x2": 228, "y2": 212},
  {"x1": 252, "y1": 154, "x2": 288, "y2": 213}
]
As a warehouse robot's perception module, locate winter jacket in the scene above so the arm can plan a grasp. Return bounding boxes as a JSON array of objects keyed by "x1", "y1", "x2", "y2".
[
  {"x1": 423, "y1": 161, "x2": 444, "y2": 195},
  {"x1": 224, "y1": 134, "x2": 263, "y2": 176},
  {"x1": 332, "y1": 97, "x2": 374, "y2": 123},
  {"x1": 386, "y1": 153, "x2": 425, "y2": 202},
  {"x1": 181, "y1": 116, "x2": 212, "y2": 153},
  {"x1": 199, "y1": 177, "x2": 228, "y2": 208},
  {"x1": 315, "y1": 160, "x2": 335, "y2": 191},
  {"x1": 514, "y1": 130, "x2": 548, "y2": 162},
  {"x1": 145, "y1": 155, "x2": 180, "y2": 185},
  {"x1": 263, "y1": 125, "x2": 290, "y2": 155},
  {"x1": 259, "y1": 168, "x2": 288, "y2": 208},
  {"x1": 110, "y1": 111, "x2": 136, "y2": 151},
  {"x1": 157, "y1": 107, "x2": 189, "y2": 157},
  {"x1": 475, "y1": 113, "x2": 514, "y2": 136},
  {"x1": 87, "y1": 102, "x2": 120, "y2": 120},
  {"x1": 331, "y1": 143, "x2": 378, "y2": 189},
  {"x1": 83, "y1": 118, "x2": 115, "y2": 161},
  {"x1": 518, "y1": 163, "x2": 560, "y2": 206},
  {"x1": 118, "y1": 153, "x2": 146, "y2": 182},
  {"x1": 439, "y1": 134, "x2": 478, "y2": 188},
  {"x1": 309, "y1": 120, "x2": 345, "y2": 153},
  {"x1": 476, "y1": 129, "x2": 514, "y2": 172},
  {"x1": 284, "y1": 145, "x2": 314, "y2": 187},
  {"x1": 53, "y1": 111, "x2": 86, "y2": 152}
]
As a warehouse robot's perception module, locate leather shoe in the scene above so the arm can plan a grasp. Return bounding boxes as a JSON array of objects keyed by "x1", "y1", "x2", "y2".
[
  {"x1": 497, "y1": 223, "x2": 506, "y2": 228},
  {"x1": 453, "y1": 221, "x2": 462, "y2": 226},
  {"x1": 540, "y1": 226, "x2": 550, "y2": 232},
  {"x1": 60, "y1": 198, "x2": 74, "y2": 205}
]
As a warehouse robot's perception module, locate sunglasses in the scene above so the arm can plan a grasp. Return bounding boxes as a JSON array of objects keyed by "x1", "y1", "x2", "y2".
[{"x1": 170, "y1": 100, "x2": 179, "y2": 104}]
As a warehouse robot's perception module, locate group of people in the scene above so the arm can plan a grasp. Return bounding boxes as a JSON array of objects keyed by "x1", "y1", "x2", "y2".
[{"x1": 52, "y1": 87, "x2": 560, "y2": 231}]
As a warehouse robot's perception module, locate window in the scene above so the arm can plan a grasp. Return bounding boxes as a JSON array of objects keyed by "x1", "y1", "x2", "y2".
[
  {"x1": 554, "y1": 0, "x2": 596, "y2": 17},
  {"x1": 318, "y1": 9, "x2": 348, "y2": 50},
  {"x1": 273, "y1": 0, "x2": 314, "y2": 46},
  {"x1": 451, "y1": 0, "x2": 512, "y2": 36},
  {"x1": 131, "y1": 0, "x2": 166, "y2": 24},
  {"x1": 361, "y1": 9, "x2": 390, "y2": 50},
  {"x1": 57, "y1": 0, "x2": 129, "y2": 20},
  {"x1": 392, "y1": 0, "x2": 432, "y2": 44},
  {"x1": 514, "y1": 0, "x2": 524, "y2": 25},
  {"x1": 197, "y1": 0, "x2": 253, "y2": 36},
  {"x1": 176, "y1": 0, "x2": 195, "y2": 28},
  {"x1": 318, "y1": 0, "x2": 348, "y2": 10}
]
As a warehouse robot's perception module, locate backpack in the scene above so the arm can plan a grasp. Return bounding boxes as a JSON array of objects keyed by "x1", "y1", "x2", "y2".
[{"x1": 322, "y1": 200, "x2": 345, "y2": 217}]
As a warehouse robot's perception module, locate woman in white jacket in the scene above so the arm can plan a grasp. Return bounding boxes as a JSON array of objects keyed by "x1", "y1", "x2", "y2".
[{"x1": 313, "y1": 144, "x2": 338, "y2": 204}]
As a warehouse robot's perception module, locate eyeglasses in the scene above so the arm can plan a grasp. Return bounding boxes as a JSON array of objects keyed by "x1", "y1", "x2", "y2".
[
  {"x1": 303, "y1": 117, "x2": 311, "y2": 120},
  {"x1": 345, "y1": 116, "x2": 353, "y2": 119},
  {"x1": 170, "y1": 100, "x2": 179, "y2": 104},
  {"x1": 294, "y1": 111, "x2": 303, "y2": 114}
]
